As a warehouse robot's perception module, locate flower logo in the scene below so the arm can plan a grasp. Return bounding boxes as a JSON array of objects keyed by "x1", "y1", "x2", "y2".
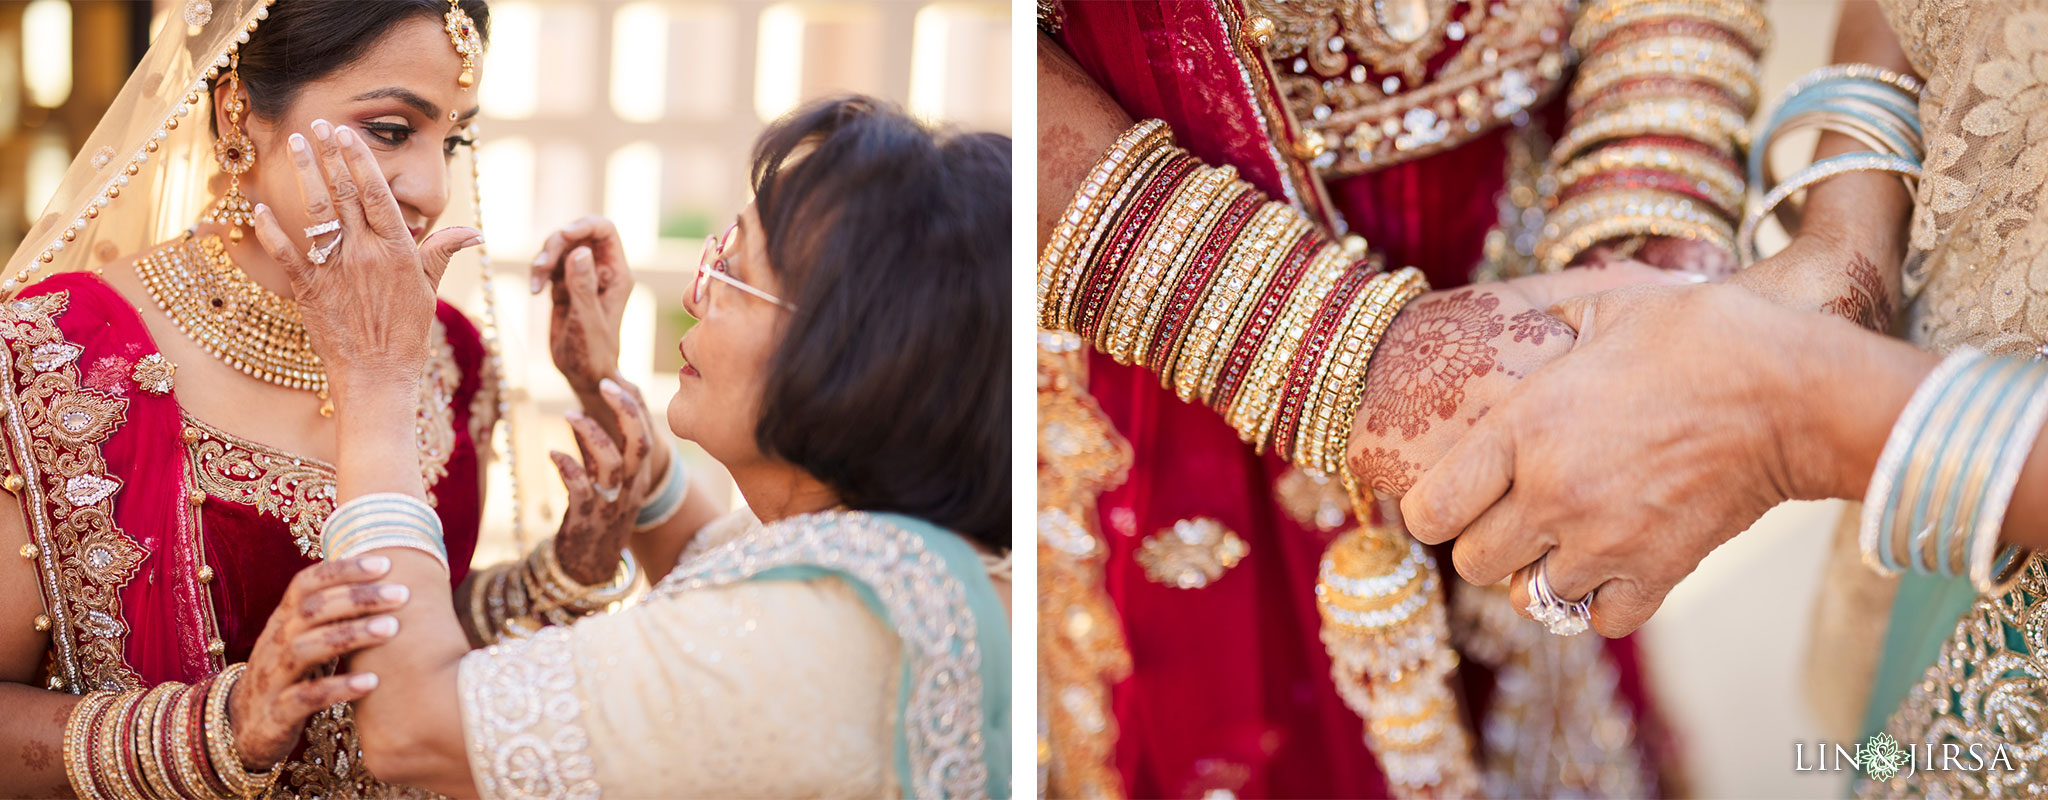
[{"x1": 1861, "y1": 732, "x2": 1909, "y2": 782}]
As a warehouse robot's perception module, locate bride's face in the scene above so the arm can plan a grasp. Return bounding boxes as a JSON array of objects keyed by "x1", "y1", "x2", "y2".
[
  {"x1": 226, "y1": 15, "x2": 479, "y2": 250},
  {"x1": 670, "y1": 204, "x2": 789, "y2": 466}
]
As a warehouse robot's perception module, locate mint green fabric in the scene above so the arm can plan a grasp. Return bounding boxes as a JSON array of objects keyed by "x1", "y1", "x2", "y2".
[{"x1": 751, "y1": 513, "x2": 1011, "y2": 799}]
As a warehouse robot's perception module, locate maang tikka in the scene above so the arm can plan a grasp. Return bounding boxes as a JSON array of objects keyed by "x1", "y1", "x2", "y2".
[{"x1": 202, "y1": 52, "x2": 255, "y2": 242}]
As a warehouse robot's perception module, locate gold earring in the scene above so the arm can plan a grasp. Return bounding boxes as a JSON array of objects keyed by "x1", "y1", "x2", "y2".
[
  {"x1": 445, "y1": 0, "x2": 482, "y2": 89},
  {"x1": 203, "y1": 53, "x2": 255, "y2": 243}
]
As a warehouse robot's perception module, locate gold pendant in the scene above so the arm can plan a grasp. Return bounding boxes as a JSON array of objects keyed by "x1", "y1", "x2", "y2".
[{"x1": 319, "y1": 391, "x2": 334, "y2": 418}]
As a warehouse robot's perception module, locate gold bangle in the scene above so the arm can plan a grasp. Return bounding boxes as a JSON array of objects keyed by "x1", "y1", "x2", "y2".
[
  {"x1": 1188, "y1": 208, "x2": 1298, "y2": 405},
  {"x1": 1542, "y1": 213, "x2": 1737, "y2": 274},
  {"x1": 526, "y1": 536, "x2": 639, "y2": 616},
  {"x1": 1551, "y1": 99, "x2": 1750, "y2": 164},
  {"x1": 1039, "y1": 122, "x2": 1174, "y2": 330},
  {"x1": 64, "y1": 691, "x2": 117, "y2": 800},
  {"x1": 1037, "y1": 119, "x2": 1169, "y2": 324},
  {"x1": 1571, "y1": 36, "x2": 1760, "y2": 109},
  {"x1": 1172, "y1": 204, "x2": 1289, "y2": 402},
  {"x1": 138, "y1": 682, "x2": 183, "y2": 799},
  {"x1": 1235, "y1": 244, "x2": 1351, "y2": 450},
  {"x1": 1573, "y1": 0, "x2": 1770, "y2": 53},
  {"x1": 205, "y1": 663, "x2": 278, "y2": 799},
  {"x1": 1102, "y1": 162, "x2": 1234, "y2": 361},
  {"x1": 96, "y1": 688, "x2": 146, "y2": 800},
  {"x1": 1152, "y1": 172, "x2": 1257, "y2": 381},
  {"x1": 1303, "y1": 268, "x2": 1428, "y2": 476},
  {"x1": 1129, "y1": 165, "x2": 1239, "y2": 373},
  {"x1": 1552, "y1": 144, "x2": 1745, "y2": 209}
]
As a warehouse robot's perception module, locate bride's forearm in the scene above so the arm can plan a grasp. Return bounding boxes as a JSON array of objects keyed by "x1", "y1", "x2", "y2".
[{"x1": 0, "y1": 683, "x2": 83, "y2": 797}]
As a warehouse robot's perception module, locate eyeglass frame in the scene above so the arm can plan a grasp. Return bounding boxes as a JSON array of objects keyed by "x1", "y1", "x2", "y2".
[{"x1": 696, "y1": 220, "x2": 797, "y2": 312}]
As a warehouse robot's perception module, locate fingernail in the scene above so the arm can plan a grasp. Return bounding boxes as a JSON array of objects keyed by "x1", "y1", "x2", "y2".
[
  {"x1": 349, "y1": 673, "x2": 380, "y2": 691},
  {"x1": 379, "y1": 584, "x2": 410, "y2": 603},
  {"x1": 1681, "y1": 271, "x2": 1710, "y2": 284},
  {"x1": 289, "y1": 133, "x2": 307, "y2": 153},
  {"x1": 336, "y1": 126, "x2": 356, "y2": 147},
  {"x1": 360, "y1": 556, "x2": 390, "y2": 574},
  {"x1": 572, "y1": 247, "x2": 593, "y2": 266},
  {"x1": 254, "y1": 203, "x2": 269, "y2": 217},
  {"x1": 368, "y1": 616, "x2": 399, "y2": 637},
  {"x1": 312, "y1": 119, "x2": 331, "y2": 140},
  {"x1": 463, "y1": 235, "x2": 486, "y2": 249},
  {"x1": 532, "y1": 252, "x2": 550, "y2": 267},
  {"x1": 600, "y1": 377, "x2": 621, "y2": 397},
  {"x1": 530, "y1": 276, "x2": 544, "y2": 294},
  {"x1": 566, "y1": 409, "x2": 586, "y2": 422}
]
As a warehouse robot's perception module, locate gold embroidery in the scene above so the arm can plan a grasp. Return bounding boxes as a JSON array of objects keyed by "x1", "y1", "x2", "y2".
[
  {"x1": 1136, "y1": 518, "x2": 1248, "y2": 589},
  {"x1": 1453, "y1": 582, "x2": 1653, "y2": 797},
  {"x1": 1274, "y1": 466, "x2": 1353, "y2": 532},
  {"x1": 186, "y1": 416, "x2": 334, "y2": 557},
  {"x1": 466, "y1": 334, "x2": 499, "y2": 463},
  {"x1": 0, "y1": 291, "x2": 146, "y2": 692},
  {"x1": 1248, "y1": 0, "x2": 1571, "y2": 176},
  {"x1": 1859, "y1": 556, "x2": 2048, "y2": 798},
  {"x1": 274, "y1": 700, "x2": 447, "y2": 800},
  {"x1": 1036, "y1": 330, "x2": 1134, "y2": 800},
  {"x1": 184, "y1": 319, "x2": 462, "y2": 556},
  {"x1": 130, "y1": 353, "x2": 175, "y2": 395}
]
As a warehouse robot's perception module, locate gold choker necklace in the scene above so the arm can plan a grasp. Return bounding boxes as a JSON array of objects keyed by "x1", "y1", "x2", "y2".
[{"x1": 136, "y1": 234, "x2": 333, "y2": 416}]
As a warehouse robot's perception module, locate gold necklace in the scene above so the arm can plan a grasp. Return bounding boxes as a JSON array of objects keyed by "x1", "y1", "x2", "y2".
[{"x1": 136, "y1": 234, "x2": 334, "y2": 416}]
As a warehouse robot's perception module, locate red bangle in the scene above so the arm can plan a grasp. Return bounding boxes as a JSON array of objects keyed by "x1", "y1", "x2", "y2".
[
  {"x1": 1557, "y1": 168, "x2": 1730, "y2": 217},
  {"x1": 1211, "y1": 232, "x2": 1319, "y2": 412},
  {"x1": 1586, "y1": 18, "x2": 1759, "y2": 59},
  {"x1": 1271, "y1": 263, "x2": 1378, "y2": 462},
  {"x1": 1073, "y1": 156, "x2": 1195, "y2": 342},
  {"x1": 1147, "y1": 190, "x2": 1263, "y2": 370}
]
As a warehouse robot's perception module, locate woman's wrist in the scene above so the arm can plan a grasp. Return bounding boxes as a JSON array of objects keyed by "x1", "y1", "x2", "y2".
[
  {"x1": 332, "y1": 381, "x2": 427, "y2": 500},
  {"x1": 1786, "y1": 313, "x2": 1940, "y2": 501}
]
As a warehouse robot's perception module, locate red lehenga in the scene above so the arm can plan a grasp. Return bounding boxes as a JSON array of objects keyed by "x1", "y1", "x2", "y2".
[
  {"x1": 1037, "y1": 2, "x2": 1681, "y2": 797},
  {"x1": 8, "y1": 268, "x2": 493, "y2": 798}
]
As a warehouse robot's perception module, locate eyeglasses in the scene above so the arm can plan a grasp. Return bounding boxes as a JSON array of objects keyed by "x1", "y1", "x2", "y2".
[{"x1": 695, "y1": 221, "x2": 796, "y2": 312}]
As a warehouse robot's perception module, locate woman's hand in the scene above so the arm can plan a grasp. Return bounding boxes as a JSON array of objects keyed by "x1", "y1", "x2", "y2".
[
  {"x1": 550, "y1": 378, "x2": 657, "y2": 585},
  {"x1": 231, "y1": 556, "x2": 410, "y2": 770},
  {"x1": 1344, "y1": 262, "x2": 1694, "y2": 499},
  {"x1": 249, "y1": 121, "x2": 482, "y2": 390},
  {"x1": 531, "y1": 216, "x2": 633, "y2": 404}
]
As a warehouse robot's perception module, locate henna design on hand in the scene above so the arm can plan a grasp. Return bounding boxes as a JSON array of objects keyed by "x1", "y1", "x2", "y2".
[
  {"x1": 1352, "y1": 447, "x2": 1421, "y2": 496},
  {"x1": 1820, "y1": 252, "x2": 1893, "y2": 332},
  {"x1": 1360, "y1": 290, "x2": 1507, "y2": 441},
  {"x1": 1507, "y1": 308, "x2": 1575, "y2": 346}
]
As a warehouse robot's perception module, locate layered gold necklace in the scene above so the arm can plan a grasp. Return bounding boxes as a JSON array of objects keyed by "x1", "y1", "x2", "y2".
[{"x1": 136, "y1": 234, "x2": 333, "y2": 415}]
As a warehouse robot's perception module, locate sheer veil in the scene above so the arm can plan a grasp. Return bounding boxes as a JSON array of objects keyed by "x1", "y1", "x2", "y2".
[{"x1": 2, "y1": 0, "x2": 527, "y2": 542}]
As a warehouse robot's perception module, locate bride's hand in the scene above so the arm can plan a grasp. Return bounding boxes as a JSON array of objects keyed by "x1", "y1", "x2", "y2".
[
  {"x1": 249, "y1": 121, "x2": 483, "y2": 389},
  {"x1": 550, "y1": 378, "x2": 657, "y2": 585},
  {"x1": 531, "y1": 216, "x2": 632, "y2": 404},
  {"x1": 232, "y1": 556, "x2": 410, "y2": 770},
  {"x1": 1343, "y1": 263, "x2": 1691, "y2": 501}
]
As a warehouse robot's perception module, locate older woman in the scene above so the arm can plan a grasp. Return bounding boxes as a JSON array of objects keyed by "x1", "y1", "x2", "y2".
[{"x1": 246, "y1": 96, "x2": 1011, "y2": 798}]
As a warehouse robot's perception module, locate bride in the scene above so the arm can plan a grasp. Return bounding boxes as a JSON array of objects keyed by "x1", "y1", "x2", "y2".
[
  {"x1": 0, "y1": 1, "x2": 661, "y2": 796},
  {"x1": 251, "y1": 95, "x2": 1012, "y2": 797}
]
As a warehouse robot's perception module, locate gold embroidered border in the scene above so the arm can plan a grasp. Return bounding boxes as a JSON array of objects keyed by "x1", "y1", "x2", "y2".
[
  {"x1": 1036, "y1": 330, "x2": 1134, "y2": 799},
  {"x1": 1248, "y1": 0, "x2": 1572, "y2": 176},
  {"x1": 0, "y1": 291, "x2": 145, "y2": 693}
]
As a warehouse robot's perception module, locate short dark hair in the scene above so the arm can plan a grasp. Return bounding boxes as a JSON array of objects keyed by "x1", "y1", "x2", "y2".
[
  {"x1": 749, "y1": 96, "x2": 1011, "y2": 551},
  {"x1": 224, "y1": 0, "x2": 490, "y2": 123}
]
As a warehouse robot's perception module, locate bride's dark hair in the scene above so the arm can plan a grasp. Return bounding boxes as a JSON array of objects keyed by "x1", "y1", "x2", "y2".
[
  {"x1": 749, "y1": 96, "x2": 1011, "y2": 551},
  {"x1": 219, "y1": 0, "x2": 490, "y2": 124}
]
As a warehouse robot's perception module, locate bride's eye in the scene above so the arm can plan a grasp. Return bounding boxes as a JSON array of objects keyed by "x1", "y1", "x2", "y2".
[
  {"x1": 444, "y1": 133, "x2": 475, "y2": 158},
  {"x1": 361, "y1": 122, "x2": 413, "y2": 147}
]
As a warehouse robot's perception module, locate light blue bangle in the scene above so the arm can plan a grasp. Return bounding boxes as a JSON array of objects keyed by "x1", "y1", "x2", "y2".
[
  {"x1": 1863, "y1": 348, "x2": 1985, "y2": 575},
  {"x1": 1886, "y1": 355, "x2": 2002, "y2": 573},
  {"x1": 634, "y1": 439, "x2": 689, "y2": 531},
  {"x1": 1915, "y1": 358, "x2": 2031, "y2": 574},
  {"x1": 1750, "y1": 85, "x2": 1922, "y2": 191},
  {"x1": 1966, "y1": 359, "x2": 2048, "y2": 592},
  {"x1": 323, "y1": 492, "x2": 449, "y2": 569}
]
